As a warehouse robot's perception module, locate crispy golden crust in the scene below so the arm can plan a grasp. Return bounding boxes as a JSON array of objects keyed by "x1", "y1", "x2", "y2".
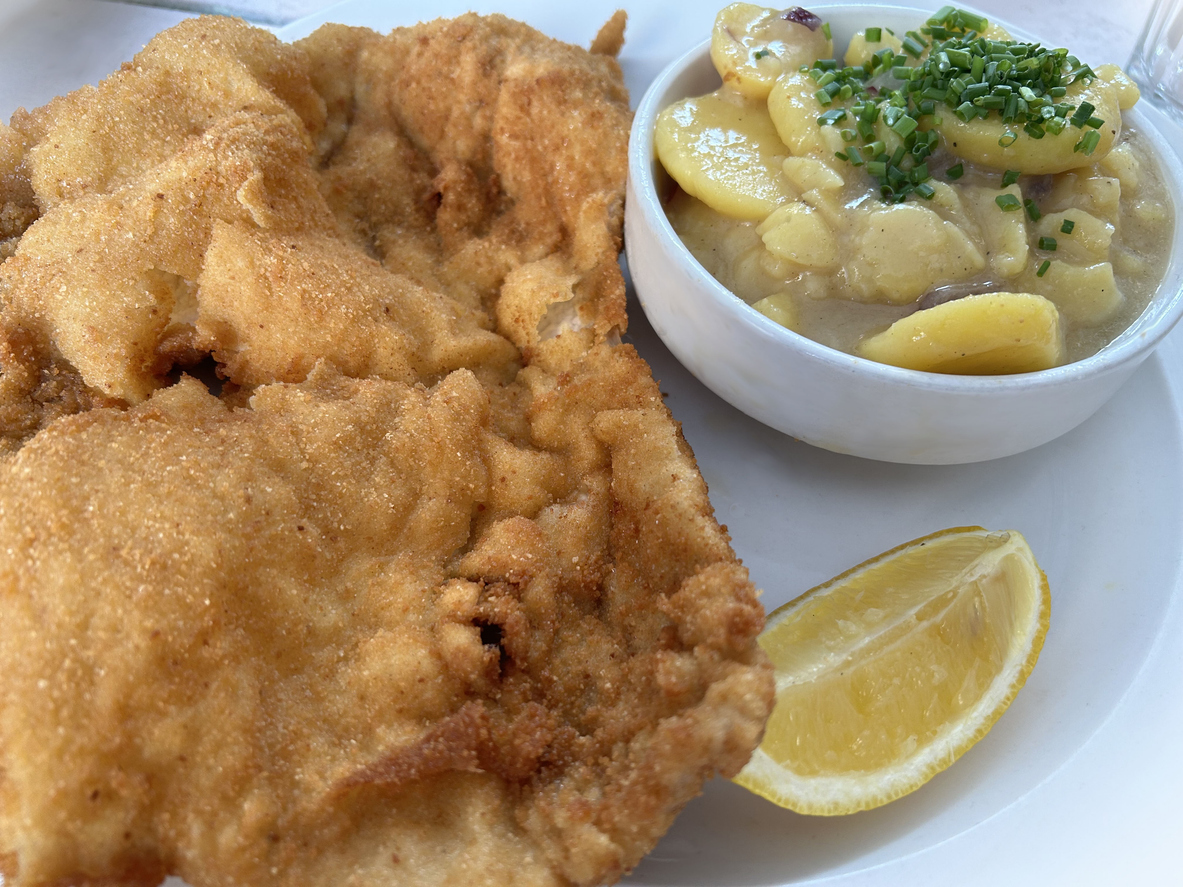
[{"x1": 0, "y1": 14, "x2": 774, "y2": 887}]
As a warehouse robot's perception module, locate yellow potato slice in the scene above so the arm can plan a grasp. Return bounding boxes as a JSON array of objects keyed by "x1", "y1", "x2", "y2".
[
  {"x1": 655, "y1": 89, "x2": 794, "y2": 220},
  {"x1": 843, "y1": 29, "x2": 903, "y2": 67},
  {"x1": 1020, "y1": 260, "x2": 1124, "y2": 325},
  {"x1": 757, "y1": 202, "x2": 839, "y2": 269},
  {"x1": 937, "y1": 72, "x2": 1123, "y2": 173},
  {"x1": 846, "y1": 203, "x2": 985, "y2": 304},
  {"x1": 1096, "y1": 63, "x2": 1140, "y2": 110},
  {"x1": 782, "y1": 156, "x2": 844, "y2": 192},
  {"x1": 1100, "y1": 142, "x2": 1140, "y2": 191},
  {"x1": 1034, "y1": 209, "x2": 1113, "y2": 264},
  {"x1": 1047, "y1": 173, "x2": 1122, "y2": 224},
  {"x1": 711, "y1": 3, "x2": 833, "y2": 100},
  {"x1": 960, "y1": 184, "x2": 1029, "y2": 277},
  {"x1": 768, "y1": 71, "x2": 847, "y2": 157},
  {"x1": 857, "y1": 292, "x2": 1063, "y2": 374},
  {"x1": 752, "y1": 291, "x2": 798, "y2": 330}
]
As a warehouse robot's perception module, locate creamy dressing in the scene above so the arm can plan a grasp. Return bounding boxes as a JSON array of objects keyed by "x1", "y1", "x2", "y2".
[{"x1": 667, "y1": 126, "x2": 1173, "y2": 364}]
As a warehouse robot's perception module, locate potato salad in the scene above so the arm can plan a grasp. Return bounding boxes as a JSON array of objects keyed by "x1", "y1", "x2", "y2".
[{"x1": 656, "y1": 4, "x2": 1174, "y2": 373}]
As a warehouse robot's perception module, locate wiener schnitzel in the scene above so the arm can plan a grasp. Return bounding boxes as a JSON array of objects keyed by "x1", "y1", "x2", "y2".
[{"x1": 0, "y1": 14, "x2": 773, "y2": 886}]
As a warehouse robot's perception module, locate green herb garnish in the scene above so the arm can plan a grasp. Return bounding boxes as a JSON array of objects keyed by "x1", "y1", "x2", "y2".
[
  {"x1": 1024, "y1": 199, "x2": 1042, "y2": 221},
  {"x1": 1038, "y1": 236, "x2": 1058, "y2": 251},
  {"x1": 996, "y1": 193, "x2": 1022, "y2": 211},
  {"x1": 1075, "y1": 130, "x2": 1102, "y2": 154},
  {"x1": 1060, "y1": 218, "x2": 1076, "y2": 234},
  {"x1": 813, "y1": 6, "x2": 1104, "y2": 204},
  {"x1": 1036, "y1": 259, "x2": 1051, "y2": 277}
]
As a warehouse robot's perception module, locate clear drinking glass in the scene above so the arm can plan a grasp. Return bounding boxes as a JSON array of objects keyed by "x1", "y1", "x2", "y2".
[{"x1": 1130, "y1": 0, "x2": 1183, "y2": 115}]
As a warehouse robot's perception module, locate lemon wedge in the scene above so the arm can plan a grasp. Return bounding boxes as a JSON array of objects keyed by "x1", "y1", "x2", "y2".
[{"x1": 734, "y1": 527, "x2": 1050, "y2": 815}]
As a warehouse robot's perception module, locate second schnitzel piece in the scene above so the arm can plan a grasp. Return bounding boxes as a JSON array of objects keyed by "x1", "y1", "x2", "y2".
[{"x1": 0, "y1": 13, "x2": 774, "y2": 887}]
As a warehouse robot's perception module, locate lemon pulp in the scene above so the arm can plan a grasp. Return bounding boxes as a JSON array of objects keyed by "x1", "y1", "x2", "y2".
[{"x1": 734, "y1": 527, "x2": 1050, "y2": 815}]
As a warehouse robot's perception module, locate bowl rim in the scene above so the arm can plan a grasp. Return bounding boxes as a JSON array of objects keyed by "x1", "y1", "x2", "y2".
[{"x1": 627, "y1": 2, "x2": 1183, "y2": 396}]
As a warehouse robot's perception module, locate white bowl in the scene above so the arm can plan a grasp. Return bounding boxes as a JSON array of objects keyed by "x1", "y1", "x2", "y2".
[{"x1": 625, "y1": 3, "x2": 1183, "y2": 464}]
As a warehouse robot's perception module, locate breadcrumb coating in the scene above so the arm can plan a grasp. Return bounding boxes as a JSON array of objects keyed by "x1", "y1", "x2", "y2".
[{"x1": 0, "y1": 14, "x2": 773, "y2": 887}]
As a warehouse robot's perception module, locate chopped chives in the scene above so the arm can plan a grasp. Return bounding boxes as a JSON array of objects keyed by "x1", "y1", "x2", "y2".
[
  {"x1": 996, "y1": 194, "x2": 1022, "y2": 211},
  {"x1": 1069, "y1": 101, "x2": 1095, "y2": 128},
  {"x1": 1001, "y1": 169, "x2": 1020, "y2": 186},
  {"x1": 806, "y1": 8, "x2": 1106, "y2": 205},
  {"x1": 891, "y1": 115, "x2": 919, "y2": 138},
  {"x1": 1060, "y1": 219, "x2": 1076, "y2": 234},
  {"x1": 1038, "y1": 236, "x2": 1058, "y2": 251},
  {"x1": 1024, "y1": 199, "x2": 1042, "y2": 221},
  {"x1": 822, "y1": 22, "x2": 832, "y2": 40},
  {"x1": 753, "y1": 49, "x2": 771, "y2": 60},
  {"x1": 1036, "y1": 260, "x2": 1051, "y2": 277},
  {"x1": 1075, "y1": 130, "x2": 1101, "y2": 154},
  {"x1": 915, "y1": 182, "x2": 936, "y2": 198}
]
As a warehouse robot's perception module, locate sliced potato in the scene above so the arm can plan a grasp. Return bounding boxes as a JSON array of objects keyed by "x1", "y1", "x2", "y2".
[
  {"x1": 847, "y1": 204, "x2": 985, "y2": 304},
  {"x1": 1034, "y1": 209, "x2": 1113, "y2": 264},
  {"x1": 857, "y1": 292, "x2": 1063, "y2": 374},
  {"x1": 1046, "y1": 173, "x2": 1122, "y2": 224},
  {"x1": 711, "y1": 3, "x2": 833, "y2": 100},
  {"x1": 782, "y1": 156, "x2": 844, "y2": 192},
  {"x1": 1100, "y1": 142, "x2": 1140, "y2": 192},
  {"x1": 1020, "y1": 260, "x2": 1123, "y2": 325},
  {"x1": 752, "y1": 291, "x2": 799, "y2": 329},
  {"x1": 768, "y1": 71, "x2": 847, "y2": 157},
  {"x1": 981, "y1": 22, "x2": 1014, "y2": 41},
  {"x1": 961, "y1": 184, "x2": 1029, "y2": 277},
  {"x1": 1096, "y1": 64, "x2": 1140, "y2": 110},
  {"x1": 937, "y1": 73, "x2": 1123, "y2": 173},
  {"x1": 757, "y1": 202, "x2": 839, "y2": 269},
  {"x1": 655, "y1": 89, "x2": 794, "y2": 220},
  {"x1": 843, "y1": 29, "x2": 903, "y2": 67}
]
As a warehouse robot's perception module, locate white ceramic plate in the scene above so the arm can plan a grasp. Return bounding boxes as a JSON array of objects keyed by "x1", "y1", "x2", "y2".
[
  {"x1": 0, "y1": 1, "x2": 1178, "y2": 884},
  {"x1": 281, "y1": 2, "x2": 1183, "y2": 883}
]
